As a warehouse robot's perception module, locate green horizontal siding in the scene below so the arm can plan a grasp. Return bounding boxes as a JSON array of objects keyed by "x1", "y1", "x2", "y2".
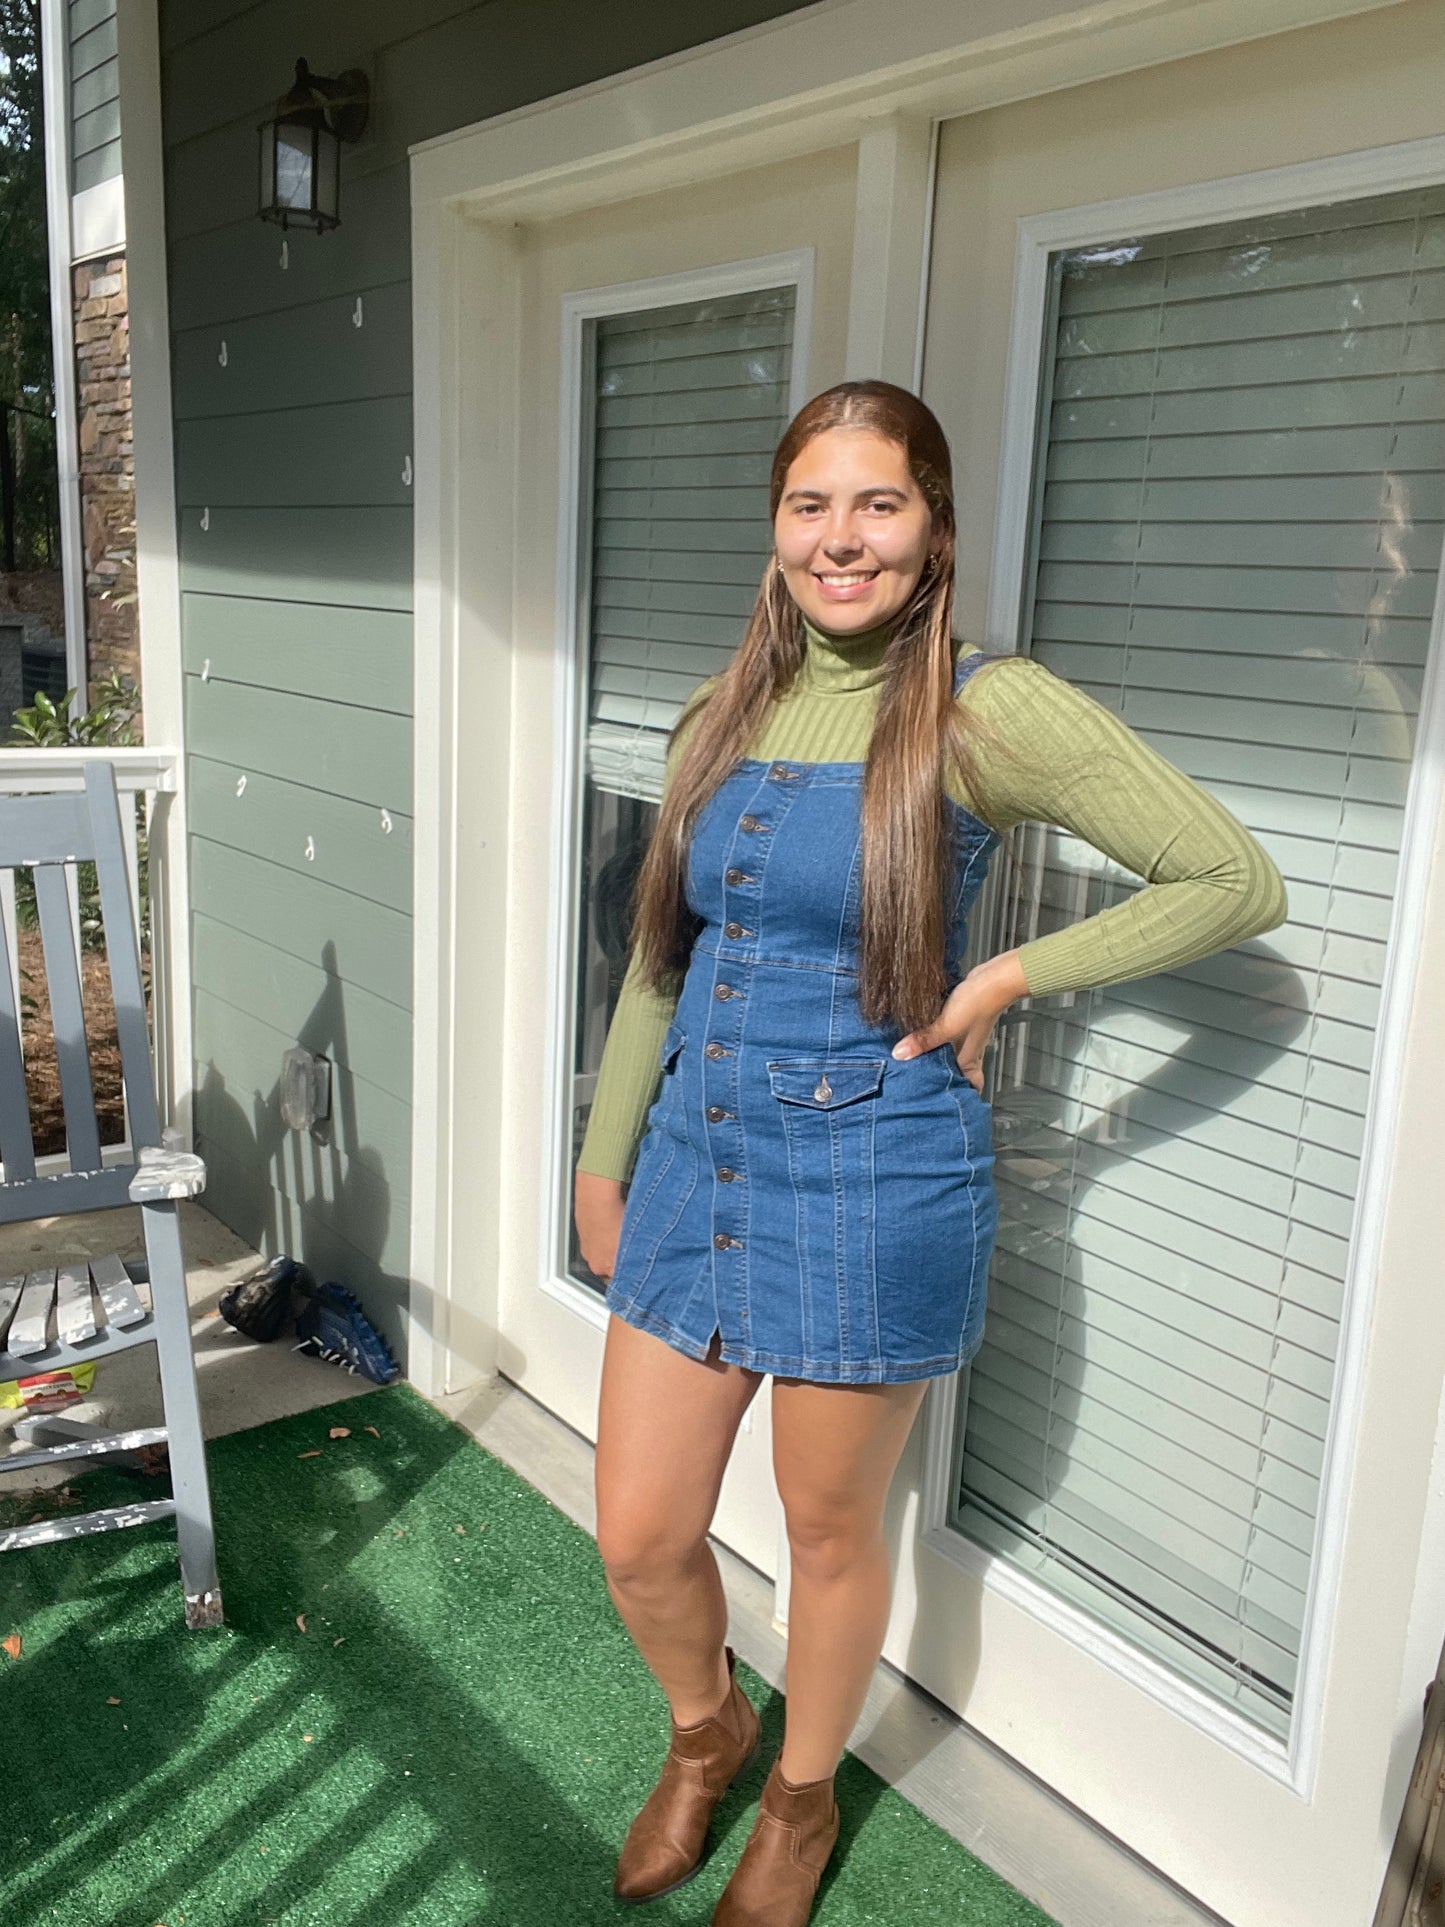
[
  {"x1": 160, "y1": 0, "x2": 817, "y2": 1372},
  {"x1": 189, "y1": 838, "x2": 412, "y2": 1010},
  {"x1": 176, "y1": 397, "x2": 413, "y2": 508},
  {"x1": 193, "y1": 986, "x2": 411, "y2": 1234},
  {"x1": 192, "y1": 912, "x2": 411, "y2": 1101},
  {"x1": 180, "y1": 595, "x2": 413, "y2": 714},
  {"x1": 70, "y1": 0, "x2": 120, "y2": 184},
  {"x1": 171, "y1": 283, "x2": 412, "y2": 418},
  {"x1": 185, "y1": 677, "x2": 412, "y2": 804},
  {"x1": 187, "y1": 757, "x2": 412, "y2": 910},
  {"x1": 176, "y1": 506, "x2": 412, "y2": 605}
]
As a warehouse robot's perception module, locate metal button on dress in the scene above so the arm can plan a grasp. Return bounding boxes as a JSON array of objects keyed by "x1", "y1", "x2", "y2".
[
  {"x1": 724, "y1": 867, "x2": 753, "y2": 885},
  {"x1": 724, "y1": 921, "x2": 749, "y2": 939},
  {"x1": 712, "y1": 1233, "x2": 731, "y2": 1250},
  {"x1": 769, "y1": 762, "x2": 796, "y2": 780},
  {"x1": 714, "y1": 983, "x2": 738, "y2": 1000},
  {"x1": 739, "y1": 814, "x2": 763, "y2": 831},
  {"x1": 706, "y1": 1105, "x2": 729, "y2": 1121},
  {"x1": 704, "y1": 1042, "x2": 730, "y2": 1059},
  {"x1": 717, "y1": 1166, "x2": 739, "y2": 1182}
]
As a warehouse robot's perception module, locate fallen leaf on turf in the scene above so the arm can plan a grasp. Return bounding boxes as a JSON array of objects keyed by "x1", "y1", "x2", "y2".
[
  {"x1": 333, "y1": 1637, "x2": 346, "y2": 1647},
  {"x1": 106, "y1": 1696, "x2": 120, "y2": 1706},
  {"x1": 296, "y1": 1613, "x2": 307, "y2": 1633},
  {"x1": 328, "y1": 1426, "x2": 350, "y2": 1439},
  {"x1": 302, "y1": 1734, "x2": 313, "y2": 1743},
  {"x1": 298, "y1": 1449, "x2": 322, "y2": 1459},
  {"x1": 455, "y1": 1524, "x2": 465, "y2": 1534},
  {"x1": 364, "y1": 1425, "x2": 380, "y2": 1437},
  {"x1": 3, "y1": 1633, "x2": 21, "y2": 1660}
]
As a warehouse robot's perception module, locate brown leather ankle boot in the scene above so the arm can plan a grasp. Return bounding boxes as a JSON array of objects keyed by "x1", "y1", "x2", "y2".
[
  {"x1": 709, "y1": 1754, "x2": 840, "y2": 1926},
  {"x1": 613, "y1": 1644, "x2": 762, "y2": 1904}
]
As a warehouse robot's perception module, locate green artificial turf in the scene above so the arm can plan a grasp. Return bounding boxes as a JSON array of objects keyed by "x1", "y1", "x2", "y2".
[{"x1": 0, "y1": 1381, "x2": 1057, "y2": 1927}]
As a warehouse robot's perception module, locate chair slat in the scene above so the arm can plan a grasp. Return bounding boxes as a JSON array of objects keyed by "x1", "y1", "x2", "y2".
[
  {"x1": 9, "y1": 1268, "x2": 57, "y2": 1357},
  {"x1": 0, "y1": 1272, "x2": 25, "y2": 1345},
  {"x1": 55, "y1": 1261, "x2": 98, "y2": 1345},
  {"x1": 90, "y1": 1250, "x2": 147, "y2": 1329},
  {"x1": 1, "y1": 1497, "x2": 177, "y2": 1554},
  {"x1": 33, "y1": 863, "x2": 102, "y2": 1173},
  {"x1": 0, "y1": 883, "x2": 36, "y2": 1183},
  {"x1": 85, "y1": 766, "x2": 162, "y2": 1149},
  {"x1": 0, "y1": 792, "x2": 92, "y2": 868}
]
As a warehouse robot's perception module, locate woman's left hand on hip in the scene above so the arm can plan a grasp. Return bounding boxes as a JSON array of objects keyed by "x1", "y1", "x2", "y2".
[{"x1": 890, "y1": 951, "x2": 1030, "y2": 1091}]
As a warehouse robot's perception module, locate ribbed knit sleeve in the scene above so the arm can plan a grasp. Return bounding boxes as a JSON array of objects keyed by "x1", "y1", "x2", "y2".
[
  {"x1": 956, "y1": 653, "x2": 1289, "y2": 998},
  {"x1": 575, "y1": 680, "x2": 718, "y2": 1184}
]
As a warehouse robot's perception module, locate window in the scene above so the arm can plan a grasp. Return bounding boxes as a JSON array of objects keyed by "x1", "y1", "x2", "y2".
[
  {"x1": 566, "y1": 282, "x2": 798, "y2": 1280},
  {"x1": 956, "y1": 183, "x2": 1443, "y2": 1737}
]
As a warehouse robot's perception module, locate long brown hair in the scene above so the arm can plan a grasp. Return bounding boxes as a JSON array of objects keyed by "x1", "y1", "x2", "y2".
[{"x1": 626, "y1": 379, "x2": 1011, "y2": 1036}]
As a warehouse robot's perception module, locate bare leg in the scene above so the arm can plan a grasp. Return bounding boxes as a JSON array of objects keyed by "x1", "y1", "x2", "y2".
[
  {"x1": 770, "y1": 1374, "x2": 930, "y2": 1781},
  {"x1": 595, "y1": 1314, "x2": 765, "y2": 1724}
]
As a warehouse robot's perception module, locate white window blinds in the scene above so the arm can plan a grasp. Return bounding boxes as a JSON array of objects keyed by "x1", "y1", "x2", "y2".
[
  {"x1": 956, "y1": 183, "x2": 1443, "y2": 1738},
  {"x1": 585, "y1": 286, "x2": 796, "y2": 803}
]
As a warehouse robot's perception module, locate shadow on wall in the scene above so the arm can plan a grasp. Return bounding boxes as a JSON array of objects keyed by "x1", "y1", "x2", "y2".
[{"x1": 193, "y1": 938, "x2": 409, "y2": 1368}]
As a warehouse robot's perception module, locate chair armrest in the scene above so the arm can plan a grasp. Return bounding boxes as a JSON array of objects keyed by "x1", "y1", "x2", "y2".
[{"x1": 128, "y1": 1143, "x2": 209, "y2": 1203}]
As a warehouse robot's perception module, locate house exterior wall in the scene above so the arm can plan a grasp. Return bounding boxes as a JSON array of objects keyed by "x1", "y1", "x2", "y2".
[
  {"x1": 69, "y1": 0, "x2": 121, "y2": 193},
  {"x1": 157, "y1": 0, "x2": 816, "y2": 1360}
]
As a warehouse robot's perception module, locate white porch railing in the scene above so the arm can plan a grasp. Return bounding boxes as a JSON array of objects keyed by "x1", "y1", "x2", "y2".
[{"x1": 0, "y1": 747, "x2": 184, "y2": 1176}]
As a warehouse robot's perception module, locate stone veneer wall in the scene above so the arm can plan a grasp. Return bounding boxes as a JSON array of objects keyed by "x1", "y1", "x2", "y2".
[{"x1": 73, "y1": 253, "x2": 140, "y2": 720}]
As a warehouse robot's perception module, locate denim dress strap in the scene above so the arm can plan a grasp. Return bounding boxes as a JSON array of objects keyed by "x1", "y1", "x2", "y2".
[{"x1": 952, "y1": 644, "x2": 994, "y2": 698}]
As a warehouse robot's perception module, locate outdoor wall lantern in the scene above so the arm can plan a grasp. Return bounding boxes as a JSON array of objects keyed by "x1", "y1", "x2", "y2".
[{"x1": 257, "y1": 58, "x2": 369, "y2": 234}]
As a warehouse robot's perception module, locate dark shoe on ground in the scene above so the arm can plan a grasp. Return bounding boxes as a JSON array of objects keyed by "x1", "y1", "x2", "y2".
[
  {"x1": 613, "y1": 1644, "x2": 763, "y2": 1903},
  {"x1": 709, "y1": 1753, "x2": 840, "y2": 1926}
]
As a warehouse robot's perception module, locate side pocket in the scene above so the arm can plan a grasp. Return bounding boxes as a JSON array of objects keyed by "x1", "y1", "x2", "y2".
[{"x1": 766, "y1": 1057, "x2": 886, "y2": 1360}]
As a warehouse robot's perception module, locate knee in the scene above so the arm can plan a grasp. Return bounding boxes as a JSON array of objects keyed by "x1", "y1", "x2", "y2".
[
  {"x1": 784, "y1": 1506, "x2": 877, "y2": 1586},
  {"x1": 596, "y1": 1510, "x2": 703, "y2": 1592}
]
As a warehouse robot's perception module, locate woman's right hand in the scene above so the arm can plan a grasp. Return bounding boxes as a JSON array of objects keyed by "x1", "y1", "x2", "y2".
[{"x1": 575, "y1": 1169, "x2": 627, "y2": 1282}]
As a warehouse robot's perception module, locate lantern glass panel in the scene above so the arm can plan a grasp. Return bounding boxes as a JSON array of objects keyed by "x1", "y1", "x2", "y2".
[
  {"x1": 315, "y1": 129, "x2": 340, "y2": 225},
  {"x1": 275, "y1": 124, "x2": 314, "y2": 212}
]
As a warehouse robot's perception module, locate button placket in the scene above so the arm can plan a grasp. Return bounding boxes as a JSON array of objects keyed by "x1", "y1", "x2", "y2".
[{"x1": 703, "y1": 766, "x2": 807, "y2": 1318}]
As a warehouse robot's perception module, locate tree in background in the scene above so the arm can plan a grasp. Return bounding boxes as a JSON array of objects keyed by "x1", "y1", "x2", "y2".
[{"x1": 0, "y1": 0, "x2": 59, "y2": 573}]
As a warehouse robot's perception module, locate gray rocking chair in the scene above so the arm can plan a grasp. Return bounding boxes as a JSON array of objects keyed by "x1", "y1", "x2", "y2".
[{"x1": 0, "y1": 762, "x2": 221, "y2": 1627}]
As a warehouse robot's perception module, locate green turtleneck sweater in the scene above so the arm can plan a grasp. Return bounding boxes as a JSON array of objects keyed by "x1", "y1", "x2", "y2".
[{"x1": 576, "y1": 618, "x2": 1288, "y2": 1185}]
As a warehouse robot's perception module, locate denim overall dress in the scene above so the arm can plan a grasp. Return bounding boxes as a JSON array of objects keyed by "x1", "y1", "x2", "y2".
[{"x1": 604, "y1": 646, "x2": 1002, "y2": 1384}]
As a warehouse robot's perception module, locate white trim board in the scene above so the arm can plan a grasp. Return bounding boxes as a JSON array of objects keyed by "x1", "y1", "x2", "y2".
[
  {"x1": 115, "y1": 0, "x2": 195, "y2": 1148},
  {"x1": 71, "y1": 175, "x2": 126, "y2": 261},
  {"x1": 410, "y1": 0, "x2": 1402, "y2": 218}
]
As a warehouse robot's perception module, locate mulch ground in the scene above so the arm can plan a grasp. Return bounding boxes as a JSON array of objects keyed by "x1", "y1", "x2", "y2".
[{"x1": 16, "y1": 924, "x2": 144, "y2": 1159}]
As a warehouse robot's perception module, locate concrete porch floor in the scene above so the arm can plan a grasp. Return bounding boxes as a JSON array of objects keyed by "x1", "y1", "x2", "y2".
[{"x1": 0, "y1": 1199, "x2": 379, "y2": 1492}]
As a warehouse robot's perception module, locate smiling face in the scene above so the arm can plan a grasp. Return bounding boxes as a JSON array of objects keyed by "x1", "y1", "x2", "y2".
[{"x1": 773, "y1": 426, "x2": 939, "y2": 636}]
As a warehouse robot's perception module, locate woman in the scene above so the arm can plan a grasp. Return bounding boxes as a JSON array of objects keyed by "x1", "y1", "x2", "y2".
[{"x1": 573, "y1": 380, "x2": 1287, "y2": 1926}]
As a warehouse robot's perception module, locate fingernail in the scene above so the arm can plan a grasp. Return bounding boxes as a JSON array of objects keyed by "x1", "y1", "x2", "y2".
[{"x1": 892, "y1": 1044, "x2": 909, "y2": 1059}]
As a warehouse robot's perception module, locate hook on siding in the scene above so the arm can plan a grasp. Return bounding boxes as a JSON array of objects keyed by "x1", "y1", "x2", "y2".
[
  {"x1": 402, "y1": 454, "x2": 412, "y2": 488},
  {"x1": 379, "y1": 808, "x2": 392, "y2": 834},
  {"x1": 218, "y1": 338, "x2": 228, "y2": 368},
  {"x1": 200, "y1": 506, "x2": 210, "y2": 532},
  {"x1": 304, "y1": 835, "x2": 316, "y2": 862},
  {"x1": 200, "y1": 658, "x2": 211, "y2": 681},
  {"x1": 235, "y1": 773, "x2": 247, "y2": 796},
  {"x1": 280, "y1": 237, "x2": 289, "y2": 270},
  {"x1": 353, "y1": 295, "x2": 364, "y2": 328}
]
